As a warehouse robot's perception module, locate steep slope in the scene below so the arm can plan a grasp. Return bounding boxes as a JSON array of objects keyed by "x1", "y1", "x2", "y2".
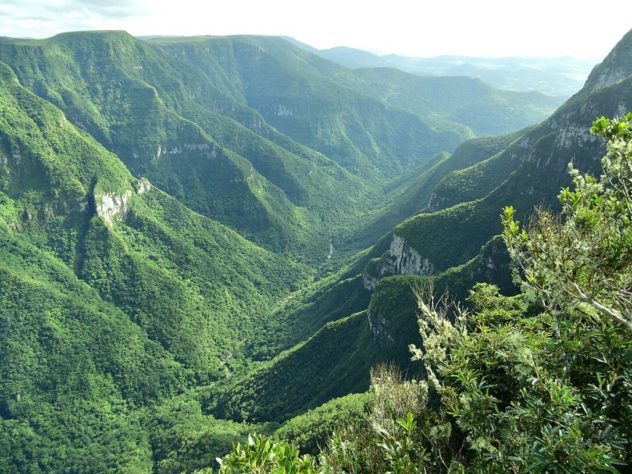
[
  {"x1": 352, "y1": 129, "x2": 528, "y2": 249},
  {"x1": 427, "y1": 131, "x2": 533, "y2": 212},
  {"x1": 0, "y1": 56, "x2": 313, "y2": 375},
  {"x1": 0, "y1": 61, "x2": 314, "y2": 470},
  {"x1": 1, "y1": 28, "x2": 628, "y2": 471},
  {"x1": 212, "y1": 274, "x2": 422, "y2": 424},
  {"x1": 367, "y1": 29, "x2": 632, "y2": 285},
  {"x1": 0, "y1": 32, "x2": 371, "y2": 259},
  {"x1": 219, "y1": 29, "x2": 632, "y2": 427},
  {"x1": 151, "y1": 35, "x2": 470, "y2": 181},
  {"x1": 218, "y1": 37, "x2": 562, "y2": 137},
  {"x1": 338, "y1": 68, "x2": 562, "y2": 136},
  {"x1": 0, "y1": 31, "x2": 565, "y2": 260}
]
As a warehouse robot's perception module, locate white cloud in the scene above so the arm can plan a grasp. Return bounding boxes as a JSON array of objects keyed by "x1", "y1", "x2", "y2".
[{"x1": 0, "y1": 0, "x2": 152, "y2": 38}]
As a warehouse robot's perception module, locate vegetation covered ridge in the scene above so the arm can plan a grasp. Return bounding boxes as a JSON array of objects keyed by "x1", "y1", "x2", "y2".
[{"x1": 215, "y1": 115, "x2": 632, "y2": 473}]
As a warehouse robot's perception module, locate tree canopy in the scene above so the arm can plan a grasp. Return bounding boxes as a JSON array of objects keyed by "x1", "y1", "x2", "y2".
[{"x1": 216, "y1": 115, "x2": 632, "y2": 473}]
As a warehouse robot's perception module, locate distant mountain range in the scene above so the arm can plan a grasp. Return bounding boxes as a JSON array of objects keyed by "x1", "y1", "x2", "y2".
[{"x1": 284, "y1": 36, "x2": 596, "y2": 97}]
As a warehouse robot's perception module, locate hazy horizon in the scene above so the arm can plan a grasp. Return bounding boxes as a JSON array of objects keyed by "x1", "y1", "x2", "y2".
[{"x1": 1, "y1": 0, "x2": 631, "y2": 60}]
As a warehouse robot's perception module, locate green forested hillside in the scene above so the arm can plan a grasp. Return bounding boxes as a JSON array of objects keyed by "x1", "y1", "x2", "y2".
[
  {"x1": 369, "y1": 29, "x2": 632, "y2": 279},
  {"x1": 211, "y1": 274, "x2": 423, "y2": 424},
  {"x1": 352, "y1": 129, "x2": 528, "y2": 248},
  {"x1": 217, "y1": 113, "x2": 632, "y2": 473},
  {"x1": 0, "y1": 26, "x2": 630, "y2": 474},
  {"x1": 0, "y1": 31, "x2": 559, "y2": 263},
  {"x1": 337, "y1": 68, "x2": 563, "y2": 136},
  {"x1": 150, "y1": 35, "x2": 470, "y2": 180},
  {"x1": 216, "y1": 29, "x2": 632, "y2": 436},
  {"x1": 0, "y1": 32, "x2": 336, "y2": 257},
  {"x1": 0, "y1": 57, "x2": 310, "y2": 472}
]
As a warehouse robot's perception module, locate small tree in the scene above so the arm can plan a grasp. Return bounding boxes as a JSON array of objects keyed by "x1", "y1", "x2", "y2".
[
  {"x1": 215, "y1": 117, "x2": 632, "y2": 472},
  {"x1": 405, "y1": 115, "x2": 632, "y2": 471},
  {"x1": 216, "y1": 434, "x2": 316, "y2": 474},
  {"x1": 502, "y1": 113, "x2": 632, "y2": 330}
]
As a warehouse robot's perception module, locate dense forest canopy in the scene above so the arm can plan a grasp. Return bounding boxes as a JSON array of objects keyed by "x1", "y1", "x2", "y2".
[
  {"x1": 0, "y1": 25, "x2": 631, "y2": 474},
  {"x1": 217, "y1": 114, "x2": 632, "y2": 473}
]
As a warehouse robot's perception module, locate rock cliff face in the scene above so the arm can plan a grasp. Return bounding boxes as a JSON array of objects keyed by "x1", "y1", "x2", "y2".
[
  {"x1": 96, "y1": 191, "x2": 132, "y2": 225},
  {"x1": 367, "y1": 304, "x2": 393, "y2": 346},
  {"x1": 133, "y1": 178, "x2": 152, "y2": 195},
  {"x1": 582, "y1": 30, "x2": 632, "y2": 95},
  {"x1": 363, "y1": 234, "x2": 434, "y2": 290},
  {"x1": 95, "y1": 178, "x2": 151, "y2": 225},
  {"x1": 389, "y1": 235, "x2": 431, "y2": 275}
]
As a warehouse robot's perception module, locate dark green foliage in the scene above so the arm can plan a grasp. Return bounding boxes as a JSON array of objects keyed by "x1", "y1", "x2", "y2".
[
  {"x1": 212, "y1": 311, "x2": 374, "y2": 423},
  {"x1": 218, "y1": 433, "x2": 317, "y2": 473},
  {"x1": 427, "y1": 131, "x2": 528, "y2": 211},
  {"x1": 253, "y1": 272, "x2": 371, "y2": 359},
  {"x1": 0, "y1": 227, "x2": 181, "y2": 472},
  {"x1": 364, "y1": 31, "x2": 632, "y2": 294},
  {"x1": 151, "y1": 35, "x2": 469, "y2": 181},
  {"x1": 147, "y1": 396, "x2": 257, "y2": 474},
  {"x1": 504, "y1": 113, "x2": 632, "y2": 331},
  {"x1": 0, "y1": 42, "x2": 320, "y2": 470},
  {"x1": 354, "y1": 130, "x2": 527, "y2": 249},
  {"x1": 431, "y1": 235, "x2": 517, "y2": 301},
  {"x1": 276, "y1": 393, "x2": 371, "y2": 454},
  {"x1": 0, "y1": 400, "x2": 153, "y2": 473},
  {"x1": 313, "y1": 116, "x2": 632, "y2": 472},
  {"x1": 1, "y1": 26, "x2": 632, "y2": 474},
  {"x1": 212, "y1": 275, "x2": 424, "y2": 426}
]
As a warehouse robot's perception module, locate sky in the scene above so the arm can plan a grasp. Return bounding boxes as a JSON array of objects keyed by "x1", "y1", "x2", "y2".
[{"x1": 0, "y1": 0, "x2": 631, "y2": 59}]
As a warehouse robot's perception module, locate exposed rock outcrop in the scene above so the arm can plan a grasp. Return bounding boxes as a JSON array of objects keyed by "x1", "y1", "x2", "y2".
[
  {"x1": 388, "y1": 235, "x2": 434, "y2": 276},
  {"x1": 133, "y1": 177, "x2": 151, "y2": 194},
  {"x1": 367, "y1": 305, "x2": 394, "y2": 347},
  {"x1": 96, "y1": 190, "x2": 132, "y2": 225},
  {"x1": 95, "y1": 178, "x2": 151, "y2": 225},
  {"x1": 362, "y1": 234, "x2": 434, "y2": 290}
]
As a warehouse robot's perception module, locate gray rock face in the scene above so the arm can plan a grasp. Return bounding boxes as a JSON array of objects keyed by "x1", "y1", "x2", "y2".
[
  {"x1": 367, "y1": 306, "x2": 393, "y2": 346},
  {"x1": 136, "y1": 143, "x2": 217, "y2": 161},
  {"x1": 95, "y1": 178, "x2": 152, "y2": 225},
  {"x1": 362, "y1": 234, "x2": 434, "y2": 290},
  {"x1": 274, "y1": 104, "x2": 294, "y2": 116},
  {"x1": 362, "y1": 272, "x2": 379, "y2": 291},
  {"x1": 583, "y1": 30, "x2": 632, "y2": 95},
  {"x1": 133, "y1": 178, "x2": 152, "y2": 194},
  {"x1": 553, "y1": 123, "x2": 599, "y2": 150},
  {"x1": 387, "y1": 235, "x2": 434, "y2": 277},
  {"x1": 96, "y1": 190, "x2": 132, "y2": 225}
]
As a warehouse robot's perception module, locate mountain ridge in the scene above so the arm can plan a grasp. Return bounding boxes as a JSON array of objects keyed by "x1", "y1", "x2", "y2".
[
  {"x1": 215, "y1": 28, "x2": 632, "y2": 431},
  {"x1": 0, "y1": 27, "x2": 629, "y2": 473},
  {"x1": 289, "y1": 40, "x2": 595, "y2": 96}
]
